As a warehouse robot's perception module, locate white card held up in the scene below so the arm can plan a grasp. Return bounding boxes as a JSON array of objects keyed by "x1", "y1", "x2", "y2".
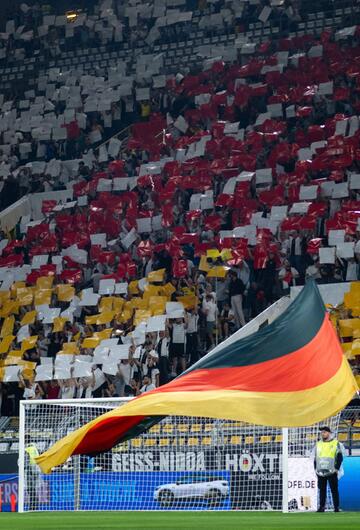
[
  {"x1": 166, "y1": 302, "x2": 184, "y2": 315},
  {"x1": 297, "y1": 148, "x2": 312, "y2": 162},
  {"x1": 289, "y1": 202, "x2": 310, "y2": 215},
  {"x1": 52, "y1": 127, "x2": 67, "y2": 141},
  {"x1": 152, "y1": 215, "x2": 163, "y2": 231},
  {"x1": 146, "y1": 315, "x2": 167, "y2": 333},
  {"x1": 73, "y1": 360, "x2": 93, "y2": 378},
  {"x1": 224, "y1": 122, "x2": 240, "y2": 135},
  {"x1": 299, "y1": 185, "x2": 318, "y2": 201},
  {"x1": 320, "y1": 181, "x2": 334, "y2": 197},
  {"x1": 255, "y1": 112, "x2": 271, "y2": 126},
  {"x1": 102, "y1": 361, "x2": 119, "y2": 376},
  {"x1": 258, "y1": 6, "x2": 271, "y2": 23},
  {"x1": 93, "y1": 368, "x2": 106, "y2": 390},
  {"x1": 137, "y1": 217, "x2": 152, "y2": 233},
  {"x1": 79, "y1": 290, "x2": 100, "y2": 306},
  {"x1": 308, "y1": 45, "x2": 323, "y2": 58},
  {"x1": 113, "y1": 177, "x2": 128, "y2": 191},
  {"x1": 98, "y1": 145, "x2": 108, "y2": 163},
  {"x1": 319, "y1": 247, "x2": 336, "y2": 264},
  {"x1": 108, "y1": 344, "x2": 130, "y2": 362},
  {"x1": 174, "y1": 115, "x2": 188, "y2": 134},
  {"x1": 99, "y1": 279, "x2": 116, "y2": 295},
  {"x1": 267, "y1": 103, "x2": 283, "y2": 118},
  {"x1": 153, "y1": 75, "x2": 166, "y2": 88},
  {"x1": 331, "y1": 182, "x2": 349, "y2": 199},
  {"x1": 255, "y1": 168, "x2": 272, "y2": 185},
  {"x1": 42, "y1": 307, "x2": 61, "y2": 324},
  {"x1": 121, "y1": 228, "x2": 137, "y2": 249},
  {"x1": 97, "y1": 178, "x2": 112, "y2": 192},
  {"x1": 93, "y1": 346, "x2": 110, "y2": 365},
  {"x1": 328, "y1": 230, "x2": 345, "y2": 247},
  {"x1": 35, "y1": 364, "x2": 54, "y2": 382},
  {"x1": 200, "y1": 191, "x2": 214, "y2": 210},
  {"x1": 3, "y1": 366, "x2": 22, "y2": 383},
  {"x1": 115, "y1": 282, "x2": 128, "y2": 295},
  {"x1": 17, "y1": 325, "x2": 30, "y2": 343},
  {"x1": 90, "y1": 233, "x2": 107, "y2": 247},
  {"x1": 318, "y1": 81, "x2": 333, "y2": 96},
  {"x1": 31, "y1": 254, "x2": 49, "y2": 269},
  {"x1": 63, "y1": 246, "x2": 88, "y2": 265},
  {"x1": 270, "y1": 206, "x2": 288, "y2": 221},
  {"x1": 136, "y1": 88, "x2": 150, "y2": 101},
  {"x1": 40, "y1": 357, "x2": 53, "y2": 366},
  {"x1": 336, "y1": 242, "x2": 355, "y2": 259},
  {"x1": 77, "y1": 195, "x2": 88, "y2": 207},
  {"x1": 349, "y1": 173, "x2": 360, "y2": 190}
]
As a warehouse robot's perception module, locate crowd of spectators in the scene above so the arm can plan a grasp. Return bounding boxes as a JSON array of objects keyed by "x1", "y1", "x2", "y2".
[
  {"x1": 1, "y1": 0, "x2": 358, "y2": 74},
  {"x1": 0, "y1": 1, "x2": 359, "y2": 211},
  {"x1": 0, "y1": 2, "x2": 360, "y2": 416}
]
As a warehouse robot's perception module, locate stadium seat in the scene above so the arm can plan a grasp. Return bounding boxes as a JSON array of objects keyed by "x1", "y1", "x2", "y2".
[
  {"x1": 201, "y1": 437, "x2": 212, "y2": 446},
  {"x1": 174, "y1": 438, "x2": 186, "y2": 446},
  {"x1": 144, "y1": 438, "x2": 156, "y2": 447},
  {"x1": 275, "y1": 435, "x2": 283, "y2": 443},
  {"x1": 244, "y1": 436, "x2": 254, "y2": 444},
  {"x1": 162, "y1": 424, "x2": 174, "y2": 435},
  {"x1": 229, "y1": 435, "x2": 241, "y2": 445},
  {"x1": 190, "y1": 424, "x2": 201, "y2": 433},
  {"x1": 338, "y1": 433, "x2": 348, "y2": 442},
  {"x1": 188, "y1": 437, "x2": 199, "y2": 446},
  {"x1": 177, "y1": 424, "x2": 189, "y2": 434},
  {"x1": 131, "y1": 438, "x2": 142, "y2": 448},
  {"x1": 149, "y1": 425, "x2": 161, "y2": 434},
  {"x1": 159, "y1": 438, "x2": 170, "y2": 447},
  {"x1": 260, "y1": 436, "x2": 272, "y2": 444}
]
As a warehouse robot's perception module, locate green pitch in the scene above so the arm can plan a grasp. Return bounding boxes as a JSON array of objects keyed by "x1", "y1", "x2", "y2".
[{"x1": 0, "y1": 512, "x2": 358, "y2": 530}]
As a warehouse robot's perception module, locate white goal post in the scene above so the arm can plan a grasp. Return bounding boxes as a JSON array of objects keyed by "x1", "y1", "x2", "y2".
[{"x1": 18, "y1": 398, "x2": 340, "y2": 513}]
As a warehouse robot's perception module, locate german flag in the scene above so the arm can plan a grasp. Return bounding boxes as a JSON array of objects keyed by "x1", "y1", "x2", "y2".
[{"x1": 36, "y1": 281, "x2": 358, "y2": 473}]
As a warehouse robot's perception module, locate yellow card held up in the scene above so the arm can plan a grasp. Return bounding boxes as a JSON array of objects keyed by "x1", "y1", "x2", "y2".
[
  {"x1": 34, "y1": 289, "x2": 52, "y2": 306},
  {"x1": 36, "y1": 276, "x2": 54, "y2": 290},
  {"x1": 20, "y1": 311, "x2": 37, "y2": 326},
  {"x1": 147, "y1": 269, "x2": 165, "y2": 283},
  {"x1": 1, "y1": 316, "x2": 15, "y2": 338},
  {"x1": 21, "y1": 336, "x2": 38, "y2": 353},
  {"x1": 57, "y1": 285, "x2": 75, "y2": 302},
  {"x1": 0, "y1": 335, "x2": 15, "y2": 354}
]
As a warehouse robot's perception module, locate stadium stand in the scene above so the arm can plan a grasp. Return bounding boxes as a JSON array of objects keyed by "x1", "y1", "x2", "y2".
[{"x1": 0, "y1": 0, "x2": 359, "y2": 452}]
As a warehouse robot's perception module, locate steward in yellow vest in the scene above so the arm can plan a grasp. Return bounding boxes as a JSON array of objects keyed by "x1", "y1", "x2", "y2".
[
  {"x1": 314, "y1": 426, "x2": 345, "y2": 512},
  {"x1": 25, "y1": 442, "x2": 41, "y2": 511},
  {"x1": 25, "y1": 444, "x2": 39, "y2": 467}
]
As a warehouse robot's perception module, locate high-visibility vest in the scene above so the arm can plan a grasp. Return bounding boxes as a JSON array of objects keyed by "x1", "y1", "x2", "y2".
[
  {"x1": 316, "y1": 439, "x2": 339, "y2": 476},
  {"x1": 25, "y1": 445, "x2": 39, "y2": 466},
  {"x1": 141, "y1": 103, "x2": 151, "y2": 117}
]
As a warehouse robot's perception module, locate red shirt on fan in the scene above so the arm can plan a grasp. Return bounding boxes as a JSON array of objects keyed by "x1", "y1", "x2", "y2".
[{"x1": 47, "y1": 382, "x2": 60, "y2": 399}]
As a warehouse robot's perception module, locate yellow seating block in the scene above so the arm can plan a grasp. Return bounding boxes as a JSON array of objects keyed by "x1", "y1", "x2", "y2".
[{"x1": 260, "y1": 435, "x2": 272, "y2": 443}]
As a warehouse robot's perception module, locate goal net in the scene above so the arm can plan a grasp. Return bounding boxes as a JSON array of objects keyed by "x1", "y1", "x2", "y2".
[{"x1": 18, "y1": 398, "x2": 340, "y2": 513}]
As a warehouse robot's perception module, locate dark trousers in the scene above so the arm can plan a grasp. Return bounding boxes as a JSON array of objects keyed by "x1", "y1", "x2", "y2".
[
  {"x1": 186, "y1": 332, "x2": 199, "y2": 365},
  {"x1": 318, "y1": 473, "x2": 339, "y2": 510},
  {"x1": 159, "y1": 356, "x2": 170, "y2": 386}
]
